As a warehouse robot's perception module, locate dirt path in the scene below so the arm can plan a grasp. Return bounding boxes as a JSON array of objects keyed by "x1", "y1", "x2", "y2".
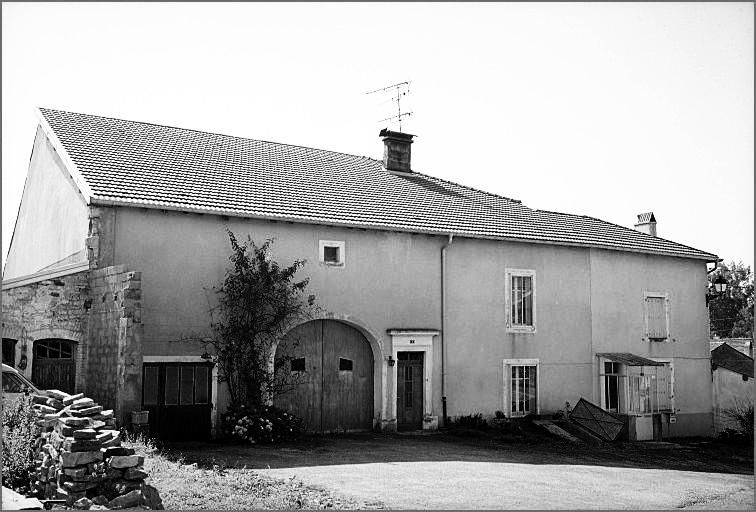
[
  {"x1": 170, "y1": 433, "x2": 753, "y2": 510},
  {"x1": 260, "y1": 461, "x2": 752, "y2": 509}
]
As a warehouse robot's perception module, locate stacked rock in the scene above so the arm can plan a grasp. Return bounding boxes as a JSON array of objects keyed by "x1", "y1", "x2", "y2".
[{"x1": 30, "y1": 389, "x2": 159, "y2": 510}]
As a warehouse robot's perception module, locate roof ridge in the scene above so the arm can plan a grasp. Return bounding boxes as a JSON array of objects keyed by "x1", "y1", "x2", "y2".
[{"x1": 38, "y1": 107, "x2": 377, "y2": 163}]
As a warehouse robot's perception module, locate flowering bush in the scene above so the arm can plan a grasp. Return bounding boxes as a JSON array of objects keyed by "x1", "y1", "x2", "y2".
[
  {"x1": 2, "y1": 394, "x2": 41, "y2": 492},
  {"x1": 221, "y1": 404, "x2": 302, "y2": 444}
]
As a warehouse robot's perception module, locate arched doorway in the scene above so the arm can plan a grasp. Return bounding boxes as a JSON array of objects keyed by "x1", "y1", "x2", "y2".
[
  {"x1": 32, "y1": 339, "x2": 76, "y2": 393},
  {"x1": 274, "y1": 320, "x2": 374, "y2": 432}
]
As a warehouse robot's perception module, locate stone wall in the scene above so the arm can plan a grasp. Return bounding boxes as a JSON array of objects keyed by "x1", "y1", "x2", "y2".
[
  {"x1": 1, "y1": 270, "x2": 90, "y2": 386},
  {"x1": 86, "y1": 266, "x2": 143, "y2": 426},
  {"x1": 2, "y1": 264, "x2": 143, "y2": 429}
]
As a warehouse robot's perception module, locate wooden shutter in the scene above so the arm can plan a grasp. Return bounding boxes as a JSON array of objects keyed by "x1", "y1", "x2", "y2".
[{"x1": 646, "y1": 297, "x2": 667, "y2": 339}]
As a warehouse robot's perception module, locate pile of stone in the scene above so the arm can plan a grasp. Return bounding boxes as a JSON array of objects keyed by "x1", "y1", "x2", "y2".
[{"x1": 31, "y1": 389, "x2": 161, "y2": 510}]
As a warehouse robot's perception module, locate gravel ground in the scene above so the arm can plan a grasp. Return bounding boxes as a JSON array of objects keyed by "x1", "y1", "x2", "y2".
[{"x1": 170, "y1": 431, "x2": 754, "y2": 510}]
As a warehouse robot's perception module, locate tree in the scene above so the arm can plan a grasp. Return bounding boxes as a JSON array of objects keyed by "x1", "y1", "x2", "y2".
[
  {"x1": 709, "y1": 261, "x2": 754, "y2": 340},
  {"x1": 206, "y1": 230, "x2": 316, "y2": 409}
]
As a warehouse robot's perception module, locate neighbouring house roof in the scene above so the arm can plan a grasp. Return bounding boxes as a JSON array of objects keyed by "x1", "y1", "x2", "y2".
[
  {"x1": 596, "y1": 353, "x2": 666, "y2": 366},
  {"x1": 37, "y1": 108, "x2": 718, "y2": 261},
  {"x1": 711, "y1": 343, "x2": 754, "y2": 378}
]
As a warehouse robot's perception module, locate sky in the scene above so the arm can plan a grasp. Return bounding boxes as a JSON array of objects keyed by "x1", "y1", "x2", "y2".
[{"x1": 2, "y1": 2, "x2": 753, "y2": 271}]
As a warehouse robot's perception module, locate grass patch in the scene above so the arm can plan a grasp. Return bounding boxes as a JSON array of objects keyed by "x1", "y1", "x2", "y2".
[{"x1": 122, "y1": 433, "x2": 384, "y2": 509}]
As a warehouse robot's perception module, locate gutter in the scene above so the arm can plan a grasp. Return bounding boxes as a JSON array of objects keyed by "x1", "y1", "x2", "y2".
[{"x1": 441, "y1": 233, "x2": 454, "y2": 426}]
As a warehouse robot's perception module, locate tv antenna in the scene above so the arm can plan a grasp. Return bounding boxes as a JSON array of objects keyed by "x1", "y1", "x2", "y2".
[{"x1": 366, "y1": 81, "x2": 413, "y2": 132}]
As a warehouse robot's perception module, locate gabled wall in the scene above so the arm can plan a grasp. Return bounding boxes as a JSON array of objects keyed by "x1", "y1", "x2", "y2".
[{"x1": 4, "y1": 126, "x2": 89, "y2": 279}]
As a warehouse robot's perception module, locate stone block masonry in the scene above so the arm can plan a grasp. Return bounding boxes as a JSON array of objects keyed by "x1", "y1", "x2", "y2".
[
  {"x1": 2, "y1": 261, "x2": 143, "y2": 430},
  {"x1": 1, "y1": 270, "x2": 90, "y2": 386},
  {"x1": 86, "y1": 266, "x2": 144, "y2": 427},
  {"x1": 30, "y1": 389, "x2": 163, "y2": 510}
]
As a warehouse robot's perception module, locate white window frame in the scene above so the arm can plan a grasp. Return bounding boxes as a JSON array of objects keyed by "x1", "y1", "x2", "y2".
[
  {"x1": 643, "y1": 291, "x2": 670, "y2": 342},
  {"x1": 502, "y1": 359, "x2": 540, "y2": 418},
  {"x1": 319, "y1": 240, "x2": 345, "y2": 267},
  {"x1": 505, "y1": 268, "x2": 537, "y2": 333}
]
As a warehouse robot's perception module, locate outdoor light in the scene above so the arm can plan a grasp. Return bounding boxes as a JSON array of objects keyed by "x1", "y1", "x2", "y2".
[
  {"x1": 388, "y1": 355, "x2": 395, "y2": 367},
  {"x1": 713, "y1": 275, "x2": 728, "y2": 294},
  {"x1": 706, "y1": 274, "x2": 729, "y2": 306}
]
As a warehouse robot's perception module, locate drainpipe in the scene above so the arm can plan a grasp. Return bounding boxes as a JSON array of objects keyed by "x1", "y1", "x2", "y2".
[{"x1": 441, "y1": 233, "x2": 454, "y2": 426}]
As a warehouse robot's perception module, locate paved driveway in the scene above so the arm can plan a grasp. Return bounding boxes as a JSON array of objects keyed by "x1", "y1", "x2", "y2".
[{"x1": 172, "y1": 433, "x2": 754, "y2": 510}]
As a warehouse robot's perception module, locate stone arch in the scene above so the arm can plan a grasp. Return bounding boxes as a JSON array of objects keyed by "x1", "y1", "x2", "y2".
[
  {"x1": 27, "y1": 328, "x2": 84, "y2": 392},
  {"x1": 272, "y1": 313, "x2": 387, "y2": 430}
]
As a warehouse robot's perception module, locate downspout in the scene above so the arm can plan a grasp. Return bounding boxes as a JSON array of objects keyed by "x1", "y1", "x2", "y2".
[{"x1": 441, "y1": 233, "x2": 454, "y2": 426}]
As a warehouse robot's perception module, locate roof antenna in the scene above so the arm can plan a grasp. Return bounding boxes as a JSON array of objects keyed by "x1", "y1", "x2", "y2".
[{"x1": 366, "y1": 81, "x2": 413, "y2": 132}]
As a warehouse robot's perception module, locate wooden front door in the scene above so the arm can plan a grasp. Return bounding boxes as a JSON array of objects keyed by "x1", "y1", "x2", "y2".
[
  {"x1": 274, "y1": 320, "x2": 374, "y2": 432},
  {"x1": 397, "y1": 351, "x2": 424, "y2": 430},
  {"x1": 142, "y1": 362, "x2": 213, "y2": 441},
  {"x1": 32, "y1": 339, "x2": 76, "y2": 393}
]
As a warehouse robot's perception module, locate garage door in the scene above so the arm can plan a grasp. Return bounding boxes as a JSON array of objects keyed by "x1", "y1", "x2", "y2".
[
  {"x1": 141, "y1": 362, "x2": 213, "y2": 441},
  {"x1": 274, "y1": 320, "x2": 374, "y2": 432}
]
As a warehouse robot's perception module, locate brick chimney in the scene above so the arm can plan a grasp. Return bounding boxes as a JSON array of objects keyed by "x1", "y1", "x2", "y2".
[
  {"x1": 634, "y1": 212, "x2": 657, "y2": 237},
  {"x1": 380, "y1": 129, "x2": 415, "y2": 173}
]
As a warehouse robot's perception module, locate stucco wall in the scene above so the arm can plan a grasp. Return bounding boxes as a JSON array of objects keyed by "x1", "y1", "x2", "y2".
[
  {"x1": 589, "y1": 248, "x2": 713, "y2": 436},
  {"x1": 713, "y1": 367, "x2": 755, "y2": 433},
  {"x1": 4, "y1": 127, "x2": 89, "y2": 279},
  {"x1": 112, "y1": 207, "x2": 443, "y2": 424},
  {"x1": 444, "y1": 239, "x2": 593, "y2": 416},
  {"x1": 111, "y1": 206, "x2": 713, "y2": 435}
]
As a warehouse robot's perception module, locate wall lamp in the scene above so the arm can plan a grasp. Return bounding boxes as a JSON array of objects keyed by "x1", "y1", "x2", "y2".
[
  {"x1": 387, "y1": 355, "x2": 395, "y2": 367},
  {"x1": 706, "y1": 275, "x2": 728, "y2": 306}
]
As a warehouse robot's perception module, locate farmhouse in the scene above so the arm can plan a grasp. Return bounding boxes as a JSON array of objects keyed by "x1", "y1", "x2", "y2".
[{"x1": 2, "y1": 108, "x2": 719, "y2": 440}]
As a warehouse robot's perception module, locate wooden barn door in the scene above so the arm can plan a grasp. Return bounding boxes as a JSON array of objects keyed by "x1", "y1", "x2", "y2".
[
  {"x1": 274, "y1": 320, "x2": 374, "y2": 432},
  {"x1": 32, "y1": 339, "x2": 76, "y2": 393}
]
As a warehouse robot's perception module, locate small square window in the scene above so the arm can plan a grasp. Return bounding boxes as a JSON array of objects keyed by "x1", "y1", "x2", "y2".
[
  {"x1": 324, "y1": 246, "x2": 340, "y2": 263},
  {"x1": 339, "y1": 358, "x2": 353, "y2": 371},
  {"x1": 319, "y1": 240, "x2": 345, "y2": 266},
  {"x1": 291, "y1": 358, "x2": 306, "y2": 372}
]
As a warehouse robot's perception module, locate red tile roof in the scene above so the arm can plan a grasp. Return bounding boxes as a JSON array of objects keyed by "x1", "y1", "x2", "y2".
[{"x1": 38, "y1": 108, "x2": 717, "y2": 261}]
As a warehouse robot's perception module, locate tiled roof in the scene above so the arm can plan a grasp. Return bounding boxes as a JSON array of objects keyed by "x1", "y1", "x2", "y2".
[
  {"x1": 595, "y1": 353, "x2": 665, "y2": 367},
  {"x1": 38, "y1": 108, "x2": 717, "y2": 261},
  {"x1": 711, "y1": 343, "x2": 754, "y2": 378}
]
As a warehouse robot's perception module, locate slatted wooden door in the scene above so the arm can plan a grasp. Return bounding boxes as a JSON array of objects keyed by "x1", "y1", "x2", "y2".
[
  {"x1": 142, "y1": 362, "x2": 213, "y2": 441},
  {"x1": 274, "y1": 320, "x2": 374, "y2": 432},
  {"x1": 32, "y1": 339, "x2": 76, "y2": 393},
  {"x1": 396, "y1": 352, "x2": 424, "y2": 430}
]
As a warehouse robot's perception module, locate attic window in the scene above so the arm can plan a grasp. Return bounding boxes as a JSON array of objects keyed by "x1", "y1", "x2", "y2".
[
  {"x1": 324, "y1": 246, "x2": 339, "y2": 263},
  {"x1": 319, "y1": 240, "x2": 345, "y2": 267}
]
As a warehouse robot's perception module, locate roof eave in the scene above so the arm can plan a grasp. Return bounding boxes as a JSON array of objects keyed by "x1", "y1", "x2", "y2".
[{"x1": 90, "y1": 196, "x2": 719, "y2": 263}]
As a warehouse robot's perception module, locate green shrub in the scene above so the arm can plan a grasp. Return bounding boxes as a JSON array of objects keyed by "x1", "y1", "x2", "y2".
[
  {"x1": 221, "y1": 404, "x2": 302, "y2": 444},
  {"x1": 2, "y1": 395, "x2": 41, "y2": 492},
  {"x1": 720, "y1": 402, "x2": 754, "y2": 443},
  {"x1": 450, "y1": 412, "x2": 489, "y2": 430}
]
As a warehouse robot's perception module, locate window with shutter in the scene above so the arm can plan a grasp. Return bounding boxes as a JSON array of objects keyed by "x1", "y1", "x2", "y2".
[{"x1": 645, "y1": 293, "x2": 669, "y2": 341}]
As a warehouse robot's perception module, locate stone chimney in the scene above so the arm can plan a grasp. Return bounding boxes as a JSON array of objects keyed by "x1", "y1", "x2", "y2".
[
  {"x1": 634, "y1": 212, "x2": 657, "y2": 237},
  {"x1": 380, "y1": 129, "x2": 415, "y2": 173}
]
